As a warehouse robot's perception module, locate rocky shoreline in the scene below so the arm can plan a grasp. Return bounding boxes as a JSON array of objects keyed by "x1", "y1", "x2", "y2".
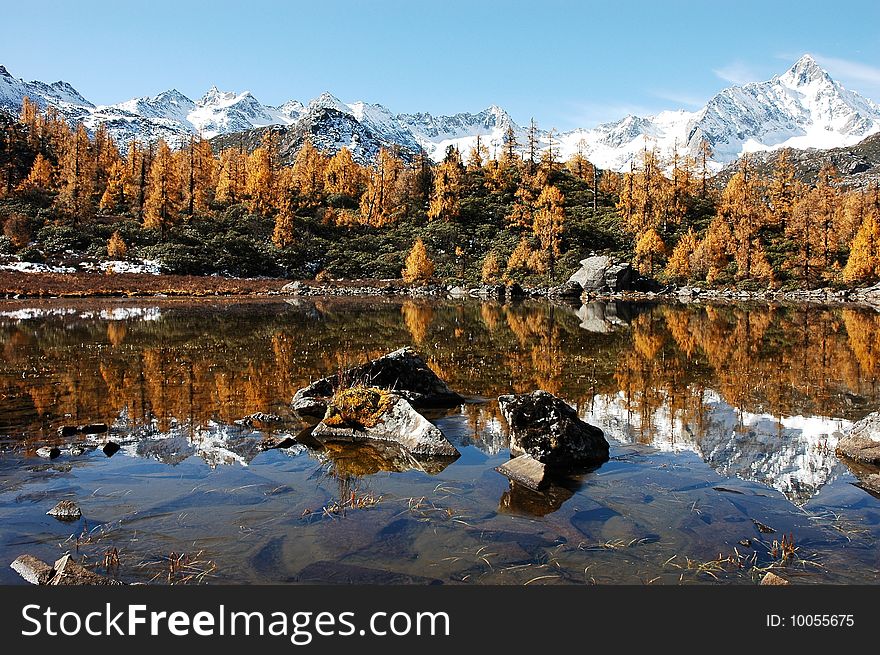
[
  {"x1": 1, "y1": 268, "x2": 879, "y2": 307},
  {"x1": 279, "y1": 279, "x2": 880, "y2": 307}
]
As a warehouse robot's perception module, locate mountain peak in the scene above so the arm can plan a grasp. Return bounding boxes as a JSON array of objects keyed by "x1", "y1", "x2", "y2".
[
  {"x1": 309, "y1": 92, "x2": 350, "y2": 115},
  {"x1": 0, "y1": 65, "x2": 12, "y2": 79},
  {"x1": 199, "y1": 85, "x2": 235, "y2": 106},
  {"x1": 781, "y1": 54, "x2": 831, "y2": 87},
  {"x1": 155, "y1": 89, "x2": 193, "y2": 104}
]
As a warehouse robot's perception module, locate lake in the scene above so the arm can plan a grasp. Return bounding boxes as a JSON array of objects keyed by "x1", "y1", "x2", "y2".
[{"x1": 1, "y1": 296, "x2": 878, "y2": 585}]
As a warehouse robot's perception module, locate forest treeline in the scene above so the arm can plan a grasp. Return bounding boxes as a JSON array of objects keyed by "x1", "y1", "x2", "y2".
[{"x1": 1, "y1": 98, "x2": 879, "y2": 287}]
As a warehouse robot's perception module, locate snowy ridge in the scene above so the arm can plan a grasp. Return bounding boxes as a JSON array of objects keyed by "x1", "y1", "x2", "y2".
[{"x1": 1, "y1": 55, "x2": 878, "y2": 168}]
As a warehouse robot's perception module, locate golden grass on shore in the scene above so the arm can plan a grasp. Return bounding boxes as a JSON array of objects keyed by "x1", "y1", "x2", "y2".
[{"x1": 0, "y1": 272, "x2": 290, "y2": 298}]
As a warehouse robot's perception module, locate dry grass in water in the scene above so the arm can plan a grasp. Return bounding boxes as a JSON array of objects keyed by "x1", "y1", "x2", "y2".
[{"x1": 135, "y1": 550, "x2": 217, "y2": 585}]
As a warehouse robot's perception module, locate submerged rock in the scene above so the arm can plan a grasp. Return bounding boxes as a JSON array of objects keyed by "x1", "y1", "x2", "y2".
[
  {"x1": 47, "y1": 500, "x2": 82, "y2": 521},
  {"x1": 498, "y1": 390, "x2": 609, "y2": 468},
  {"x1": 495, "y1": 454, "x2": 548, "y2": 491},
  {"x1": 292, "y1": 346, "x2": 463, "y2": 418},
  {"x1": 836, "y1": 412, "x2": 880, "y2": 465},
  {"x1": 311, "y1": 387, "x2": 459, "y2": 458}
]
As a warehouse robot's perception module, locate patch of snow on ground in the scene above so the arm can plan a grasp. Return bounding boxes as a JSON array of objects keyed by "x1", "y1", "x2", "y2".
[
  {"x1": 80, "y1": 260, "x2": 162, "y2": 275},
  {"x1": 0, "y1": 261, "x2": 75, "y2": 273}
]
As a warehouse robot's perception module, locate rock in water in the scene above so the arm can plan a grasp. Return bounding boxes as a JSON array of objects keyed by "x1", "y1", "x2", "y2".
[
  {"x1": 292, "y1": 346, "x2": 463, "y2": 418},
  {"x1": 311, "y1": 387, "x2": 459, "y2": 458},
  {"x1": 47, "y1": 500, "x2": 82, "y2": 521},
  {"x1": 49, "y1": 554, "x2": 121, "y2": 585},
  {"x1": 102, "y1": 441, "x2": 121, "y2": 457},
  {"x1": 836, "y1": 412, "x2": 880, "y2": 465},
  {"x1": 495, "y1": 454, "x2": 548, "y2": 491},
  {"x1": 498, "y1": 390, "x2": 609, "y2": 468},
  {"x1": 760, "y1": 572, "x2": 790, "y2": 586},
  {"x1": 10, "y1": 555, "x2": 55, "y2": 585},
  {"x1": 10, "y1": 554, "x2": 121, "y2": 585},
  {"x1": 36, "y1": 446, "x2": 61, "y2": 459}
]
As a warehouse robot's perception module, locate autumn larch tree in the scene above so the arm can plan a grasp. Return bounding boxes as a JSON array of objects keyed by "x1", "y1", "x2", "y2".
[
  {"x1": 245, "y1": 146, "x2": 276, "y2": 215},
  {"x1": 665, "y1": 228, "x2": 698, "y2": 282},
  {"x1": 717, "y1": 157, "x2": 765, "y2": 279},
  {"x1": 428, "y1": 148, "x2": 463, "y2": 222},
  {"x1": 359, "y1": 148, "x2": 404, "y2": 226},
  {"x1": 402, "y1": 238, "x2": 434, "y2": 283},
  {"x1": 324, "y1": 147, "x2": 364, "y2": 201},
  {"x1": 291, "y1": 139, "x2": 328, "y2": 208},
  {"x1": 844, "y1": 206, "x2": 880, "y2": 283},
  {"x1": 634, "y1": 227, "x2": 666, "y2": 277},
  {"x1": 107, "y1": 231, "x2": 127, "y2": 259},
  {"x1": 766, "y1": 149, "x2": 799, "y2": 226},
  {"x1": 99, "y1": 159, "x2": 128, "y2": 213},
  {"x1": 179, "y1": 137, "x2": 217, "y2": 215},
  {"x1": 481, "y1": 251, "x2": 502, "y2": 284},
  {"x1": 143, "y1": 140, "x2": 182, "y2": 238},
  {"x1": 215, "y1": 147, "x2": 246, "y2": 206},
  {"x1": 532, "y1": 184, "x2": 565, "y2": 283},
  {"x1": 55, "y1": 124, "x2": 95, "y2": 223},
  {"x1": 19, "y1": 153, "x2": 54, "y2": 191}
]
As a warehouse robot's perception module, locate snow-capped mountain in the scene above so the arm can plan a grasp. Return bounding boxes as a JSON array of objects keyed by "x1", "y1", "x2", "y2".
[
  {"x1": 2, "y1": 55, "x2": 879, "y2": 169},
  {"x1": 556, "y1": 55, "x2": 880, "y2": 171}
]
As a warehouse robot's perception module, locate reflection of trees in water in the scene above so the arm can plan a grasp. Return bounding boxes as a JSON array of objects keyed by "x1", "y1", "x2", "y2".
[{"x1": 1, "y1": 300, "x2": 880, "y2": 441}]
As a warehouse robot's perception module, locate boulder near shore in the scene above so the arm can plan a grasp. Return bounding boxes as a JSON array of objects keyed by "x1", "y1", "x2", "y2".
[
  {"x1": 292, "y1": 346, "x2": 464, "y2": 418},
  {"x1": 311, "y1": 386, "x2": 460, "y2": 458}
]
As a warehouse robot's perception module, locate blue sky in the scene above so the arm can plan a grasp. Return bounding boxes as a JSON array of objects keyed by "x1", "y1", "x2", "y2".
[{"x1": 2, "y1": 0, "x2": 880, "y2": 130}]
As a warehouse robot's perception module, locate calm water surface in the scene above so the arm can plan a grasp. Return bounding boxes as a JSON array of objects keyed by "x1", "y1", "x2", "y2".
[{"x1": 1, "y1": 296, "x2": 879, "y2": 584}]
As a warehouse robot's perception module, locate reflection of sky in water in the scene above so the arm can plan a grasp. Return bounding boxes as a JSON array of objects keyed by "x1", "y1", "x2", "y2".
[{"x1": 0, "y1": 298, "x2": 878, "y2": 585}]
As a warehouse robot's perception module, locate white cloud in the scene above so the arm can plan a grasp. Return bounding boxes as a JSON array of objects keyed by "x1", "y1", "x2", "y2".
[
  {"x1": 712, "y1": 60, "x2": 761, "y2": 86},
  {"x1": 650, "y1": 89, "x2": 705, "y2": 108}
]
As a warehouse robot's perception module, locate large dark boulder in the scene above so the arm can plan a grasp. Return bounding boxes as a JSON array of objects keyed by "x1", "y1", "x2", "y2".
[
  {"x1": 498, "y1": 390, "x2": 609, "y2": 468},
  {"x1": 836, "y1": 412, "x2": 880, "y2": 465},
  {"x1": 292, "y1": 346, "x2": 463, "y2": 418}
]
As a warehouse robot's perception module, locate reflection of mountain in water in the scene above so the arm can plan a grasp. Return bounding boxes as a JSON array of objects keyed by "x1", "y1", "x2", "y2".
[
  {"x1": 585, "y1": 390, "x2": 852, "y2": 504},
  {"x1": 124, "y1": 420, "x2": 303, "y2": 468}
]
